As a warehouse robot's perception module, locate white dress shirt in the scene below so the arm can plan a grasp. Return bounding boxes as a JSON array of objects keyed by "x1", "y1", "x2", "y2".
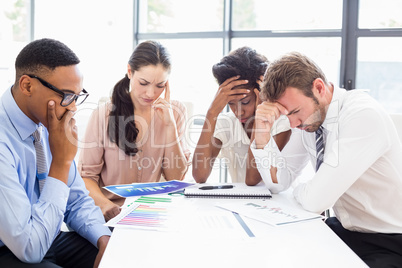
[
  {"x1": 215, "y1": 112, "x2": 289, "y2": 182},
  {"x1": 251, "y1": 87, "x2": 402, "y2": 233}
]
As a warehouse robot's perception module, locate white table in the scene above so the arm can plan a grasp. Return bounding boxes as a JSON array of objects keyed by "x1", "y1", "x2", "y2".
[{"x1": 99, "y1": 191, "x2": 368, "y2": 268}]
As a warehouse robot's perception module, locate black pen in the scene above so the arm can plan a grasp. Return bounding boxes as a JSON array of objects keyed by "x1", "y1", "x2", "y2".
[{"x1": 199, "y1": 185, "x2": 234, "y2": 190}]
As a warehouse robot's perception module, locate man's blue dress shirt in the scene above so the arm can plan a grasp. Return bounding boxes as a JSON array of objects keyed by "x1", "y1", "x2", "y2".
[{"x1": 0, "y1": 87, "x2": 111, "y2": 263}]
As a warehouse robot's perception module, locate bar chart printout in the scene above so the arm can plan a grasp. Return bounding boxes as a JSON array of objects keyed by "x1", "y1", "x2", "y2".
[{"x1": 105, "y1": 196, "x2": 173, "y2": 231}]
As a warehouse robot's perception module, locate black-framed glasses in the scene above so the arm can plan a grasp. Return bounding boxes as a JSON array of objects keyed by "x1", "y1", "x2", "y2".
[{"x1": 27, "y1": 74, "x2": 89, "y2": 107}]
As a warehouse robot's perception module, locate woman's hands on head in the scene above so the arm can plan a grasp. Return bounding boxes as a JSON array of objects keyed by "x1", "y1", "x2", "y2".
[{"x1": 207, "y1": 76, "x2": 249, "y2": 117}]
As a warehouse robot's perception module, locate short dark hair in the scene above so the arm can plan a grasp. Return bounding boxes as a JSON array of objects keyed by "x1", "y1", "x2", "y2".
[
  {"x1": 15, "y1": 38, "x2": 80, "y2": 82},
  {"x1": 261, "y1": 52, "x2": 327, "y2": 102},
  {"x1": 212, "y1": 46, "x2": 268, "y2": 90}
]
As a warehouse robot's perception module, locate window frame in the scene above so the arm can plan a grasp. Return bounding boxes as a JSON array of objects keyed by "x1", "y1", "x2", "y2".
[{"x1": 24, "y1": 0, "x2": 402, "y2": 182}]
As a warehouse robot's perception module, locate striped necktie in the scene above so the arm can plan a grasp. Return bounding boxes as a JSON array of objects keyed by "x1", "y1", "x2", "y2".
[
  {"x1": 32, "y1": 127, "x2": 48, "y2": 192},
  {"x1": 315, "y1": 126, "x2": 325, "y2": 172}
]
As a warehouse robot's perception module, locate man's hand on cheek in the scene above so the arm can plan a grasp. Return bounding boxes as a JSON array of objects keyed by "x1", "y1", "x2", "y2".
[{"x1": 47, "y1": 100, "x2": 78, "y2": 182}]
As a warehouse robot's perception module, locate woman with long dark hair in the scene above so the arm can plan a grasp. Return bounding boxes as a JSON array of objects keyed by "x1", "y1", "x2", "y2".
[{"x1": 78, "y1": 41, "x2": 190, "y2": 221}]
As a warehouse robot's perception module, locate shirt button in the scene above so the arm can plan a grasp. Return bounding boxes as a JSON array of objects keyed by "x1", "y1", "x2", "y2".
[{"x1": 138, "y1": 166, "x2": 142, "y2": 170}]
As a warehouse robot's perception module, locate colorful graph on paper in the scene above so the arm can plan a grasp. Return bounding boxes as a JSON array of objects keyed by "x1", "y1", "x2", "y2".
[
  {"x1": 105, "y1": 196, "x2": 173, "y2": 230},
  {"x1": 103, "y1": 180, "x2": 193, "y2": 198}
]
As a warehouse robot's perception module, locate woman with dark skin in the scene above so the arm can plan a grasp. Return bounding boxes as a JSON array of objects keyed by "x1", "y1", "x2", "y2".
[{"x1": 192, "y1": 46, "x2": 290, "y2": 184}]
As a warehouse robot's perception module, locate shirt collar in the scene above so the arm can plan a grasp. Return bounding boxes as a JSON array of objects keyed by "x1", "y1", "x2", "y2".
[{"x1": 2, "y1": 86, "x2": 40, "y2": 140}]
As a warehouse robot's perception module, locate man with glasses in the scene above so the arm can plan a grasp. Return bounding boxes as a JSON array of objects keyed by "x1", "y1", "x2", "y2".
[
  {"x1": 26, "y1": 74, "x2": 89, "y2": 107},
  {"x1": 0, "y1": 38, "x2": 111, "y2": 267}
]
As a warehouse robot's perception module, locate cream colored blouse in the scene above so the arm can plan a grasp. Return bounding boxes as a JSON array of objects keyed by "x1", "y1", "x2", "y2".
[{"x1": 78, "y1": 100, "x2": 191, "y2": 204}]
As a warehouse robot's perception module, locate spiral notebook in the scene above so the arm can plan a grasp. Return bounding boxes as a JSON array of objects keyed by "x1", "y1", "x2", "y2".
[{"x1": 184, "y1": 183, "x2": 272, "y2": 199}]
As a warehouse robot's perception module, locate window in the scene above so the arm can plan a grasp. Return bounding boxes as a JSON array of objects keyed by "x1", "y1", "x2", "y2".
[
  {"x1": 151, "y1": 38, "x2": 223, "y2": 117},
  {"x1": 356, "y1": 37, "x2": 402, "y2": 113},
  {"x1": 232, "y1": 37, "x2": 341, "y2": 83},
  {"x1": 356, "y1": 0, "x2": 402, "y2": 113},
  {"x1": 33, "y1": 0, "x2": 133, "y2": 150},
  {"x1": 232, "y1": 0, "x2": 342, "y2": 31},
  {"x1": 1, "y1": 0, "x2": 402, "y2": 181},
  {"x1": 359, "y1": 0, "x2": 402, "y2": 29},
  {"x1": 0, "y1": 0, "x2": 30, "y2": 95},
  {"x1": 139, "y1": 0, "x2": 223, "y2": 33},
  {"x1": 135, "y1": 0, "x2": 345, "y2": 182},
  {"x1": 137, "y1": 0, "x2": 227, "y2": 182},
  {"x1": 34, "y1": 0, "x2": 133, "y2": 104}
]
